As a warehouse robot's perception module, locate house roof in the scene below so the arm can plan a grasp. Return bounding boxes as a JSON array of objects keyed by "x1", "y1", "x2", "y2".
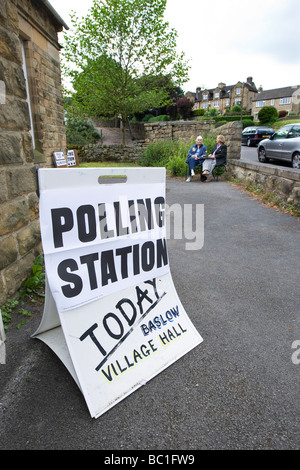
[
  {"x1": 41, "y1": 0, "x2": 69, "y2": 30},
  {"x1": 195, "y1": 81, "x2": 257, "y2": 102},
  {"x1": 253, "y1": 86, "x2": 300, "y2": 101}
]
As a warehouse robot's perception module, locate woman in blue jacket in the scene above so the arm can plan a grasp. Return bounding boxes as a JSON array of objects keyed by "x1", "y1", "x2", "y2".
[{"x1": 185, "y1": 136, "x2": 207, "y2": 182}]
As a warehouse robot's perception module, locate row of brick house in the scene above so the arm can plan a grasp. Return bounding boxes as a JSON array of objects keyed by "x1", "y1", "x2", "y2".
[{"x1": 186, "y1": 77, "x2": 300, "y2": 118}]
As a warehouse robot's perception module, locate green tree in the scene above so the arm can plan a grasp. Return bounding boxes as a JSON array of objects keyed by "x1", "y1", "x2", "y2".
[
  {"x1": 258, "y1": 106, "x2": 279, "y2": 124},
  {"x1": 62, "y1": 0, "x2": 189, "y2": 145}
]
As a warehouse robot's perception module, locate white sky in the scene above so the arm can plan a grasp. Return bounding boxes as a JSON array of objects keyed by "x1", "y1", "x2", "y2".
[{"x1": 49, "y1": 0, "x2": 300, "y2": 93}]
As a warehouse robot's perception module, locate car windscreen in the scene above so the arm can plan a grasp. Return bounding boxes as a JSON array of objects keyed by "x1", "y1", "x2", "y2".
[{"x1": 272, "y1": 126, "x2": 292, "y2": 140}]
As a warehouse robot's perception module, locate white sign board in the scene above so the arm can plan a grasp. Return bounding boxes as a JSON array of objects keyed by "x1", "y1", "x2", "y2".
[
  {"x1": 53, "y1": 152, "x2": 67, "y2": 168},
  {"x1": 34, "y1": 168, "x2": 203, "y2": 418},
  {"x1": 67, "y1": 150, "x2": 79, "y2": 167}
]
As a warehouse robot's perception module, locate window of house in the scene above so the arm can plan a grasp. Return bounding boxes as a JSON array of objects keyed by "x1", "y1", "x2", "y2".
[
  {"x1": 256, "y1": 100, "x2": 266, "y2": 108},
  {"x1": 214, "y1": 92, "x2": 219, "y2": 99},
  {"x1": 271, "y1": 99, "x2": 274, "y2": 106},
  {"x1": 203, "y1": 94, "x2": 208, "y2": 100},
  {"x1": 20, "y1": 39, "x2": 35, "y2": 149},
  {"x1": 236, "y1": 88, "x2": 241, "y2": 95},
  {"x1": 202, "y1": 102, "x2": 208, "y2": 109},
  {"x1": 279, "y1": 97, "x2": 291, "y2": 105},
  {"x1": 225, "y1": 99, "x2": 230, "y2": 107},
  {"x1": 214, "y1": 101, "x2": 219, "y2": 108},
  {"x1": 234, "y1": 99, "x2": 241, "y2": 105}
]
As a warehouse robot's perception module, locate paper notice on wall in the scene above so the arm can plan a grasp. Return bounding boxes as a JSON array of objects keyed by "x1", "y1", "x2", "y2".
[{"x1": 34, "y1": 168, "x2": 203, "y2": 418}]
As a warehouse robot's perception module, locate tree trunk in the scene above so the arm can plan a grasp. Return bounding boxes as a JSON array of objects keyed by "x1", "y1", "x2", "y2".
[{"x1": 121, "y1": 115, "x2": 127, "y2": 147}]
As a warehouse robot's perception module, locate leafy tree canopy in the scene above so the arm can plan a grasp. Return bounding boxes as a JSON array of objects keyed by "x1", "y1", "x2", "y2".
[{"x1": 62, "y1": 0, "x2": 190, "y2": 144}]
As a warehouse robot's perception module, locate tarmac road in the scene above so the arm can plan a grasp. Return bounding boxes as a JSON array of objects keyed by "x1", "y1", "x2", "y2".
[
  {"x1": 241, "y1": 144, "x2": 300, "y2": 173},
  {"x1": 0, "y1": 173, "x2": 299, "y2": 451}
]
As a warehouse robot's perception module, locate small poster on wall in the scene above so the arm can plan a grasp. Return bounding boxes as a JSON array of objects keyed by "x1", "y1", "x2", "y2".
[
  {"x1": 52, "y1": 151, "x2": 67, "y2": 168},
  {"x1": 67, "y1": 149, "x2": 79, "y2": 167}
]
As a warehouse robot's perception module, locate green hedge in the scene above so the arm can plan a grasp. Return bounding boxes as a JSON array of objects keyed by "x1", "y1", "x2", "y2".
[
  {"x1": 193, "y1": 109, "x2": 205, "y2": 116},
  {"x1": 214, "y1": 115, "x2": 253, "y2": 123}
]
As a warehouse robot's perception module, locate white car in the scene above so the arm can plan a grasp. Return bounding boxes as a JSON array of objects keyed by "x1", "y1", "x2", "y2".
[{"x1": 257, "y1": 123, "x2": 300, "y2": 168}]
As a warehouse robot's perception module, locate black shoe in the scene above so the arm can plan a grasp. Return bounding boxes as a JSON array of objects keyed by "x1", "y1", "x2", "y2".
[{"x1": 201, "y1": 175, "x2": 207, "y2": 182}]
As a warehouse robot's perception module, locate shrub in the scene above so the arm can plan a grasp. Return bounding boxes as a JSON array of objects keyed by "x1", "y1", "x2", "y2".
[
  {"x1": 214, "y1": 115, "x2": 253, "y2": 123},
  {"x1": 66, "y1": 118, "x2": 101, "y2": 146},
  {"x1": 231, "y1": 104, "x2": 241, "y2": 113},
  {"x1": 258, "y1": 106, "x2": 278, "y2": 124},
  {"x1": 148, "y1": 115, "x2": 169, "y2": 122},
  {"x1": 242, "y1": 119, "x2": 254, "y2": 128},
  {"x1": 207, "y1": 108, "x2": 217, "y2": 116},
  {"x1": 139, "y1": 140, "x2": 181, "y2": 167},
  {"x1": 193, "y1": 109, "x2": 205, "y2": 116},
  {"x1": 203, "y1": 136, "x2": 217, "y2": 155},
  {"x1": 167, "y1": 153, "x2": 187, "y2": 176},
  {"x1": 176, "y1": 97, "x2": 194, "y2": 119},
  {"x1": 139, "y1": 133, "x2": 218, "y2": 175},
  {"x1": 278, "y1": 110, "x2": 288, "y2": 119},
  {"x1": 142, "y1": 113, "x2": 154, "y2": 122},
  {"x1": 215, "y1": 120, "x2": 227, "y2": 128},
  {"x1": 166, "y1": 103, "x2": 177, "y2": 120}
]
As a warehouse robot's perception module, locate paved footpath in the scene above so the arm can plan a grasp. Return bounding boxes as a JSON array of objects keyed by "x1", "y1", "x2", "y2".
[{"x1": 0, "y1": 177, "x2": 299, "y2": 450}]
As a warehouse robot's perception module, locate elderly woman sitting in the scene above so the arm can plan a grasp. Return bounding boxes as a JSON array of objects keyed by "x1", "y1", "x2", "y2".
[
  {"x1": 185, "y1": 135, "x2": 207, "y2": 182},
  {"x1": 202, "y1": 134, "x2": 227, "y2": 179}
]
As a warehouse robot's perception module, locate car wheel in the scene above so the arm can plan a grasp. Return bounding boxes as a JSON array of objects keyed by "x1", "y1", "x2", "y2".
[
  {"x1": 292, "y1": 152, "x2": 300, "y2": 169},
  {"x1": 258, "y1": 147, "x2": 269, "y2": 163},
  {"x1": 247, "y1": 139, "x2": 251, "y2": 147}
]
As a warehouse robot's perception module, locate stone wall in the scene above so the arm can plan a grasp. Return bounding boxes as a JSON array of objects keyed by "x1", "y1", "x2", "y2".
[
  {"x1": 143, "y1": 120, "x2": 215, "y2": 143},
  {"x1": 227, "y1": 160, "x2": 300, "y2": 209},
  {"x1": 143, "y1": 120, "x2": 242, "y2": 160},
  {"x1": 0, "y1": 0, "x2": 66, "y2": 304},
  {"x1": 78, "y1": 143, "x2": 144, "y2": 164},
  {"x1": 79, "y1": 120, "x2": 243, "y2": 162}
]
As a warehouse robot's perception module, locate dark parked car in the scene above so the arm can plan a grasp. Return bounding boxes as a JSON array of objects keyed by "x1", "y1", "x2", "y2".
[
  {"x1": 242, "y1": 126, "x2": 274, "y2": 147},
  {"x1": 257, "y1": 123, "x2": 300, "y2": 169}
]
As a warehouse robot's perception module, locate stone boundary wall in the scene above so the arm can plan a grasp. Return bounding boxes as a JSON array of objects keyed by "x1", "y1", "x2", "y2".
[
  {"x1": 78, "y1": 143, "x2": 144, "y2": 163},
  {"x1": 0, "y1": 0, "x2": 66, "y2": 305},
  {"x1": 79, "y1": 120, "x2": 243, "y2": 162},
  {"x1": 143, "y1": 119, "x2": 215, "y2": 143},
  {"x1": 227, "y1": 159, "x2": 300, "y2": 209},
  {"x1": 0, "y1": 1, "x2": 40, "y2": 304}
]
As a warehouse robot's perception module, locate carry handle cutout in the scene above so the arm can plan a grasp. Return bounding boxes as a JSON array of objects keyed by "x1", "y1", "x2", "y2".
[{"x1": 98, "y1": 175, "x2": 127, "y2": 184}]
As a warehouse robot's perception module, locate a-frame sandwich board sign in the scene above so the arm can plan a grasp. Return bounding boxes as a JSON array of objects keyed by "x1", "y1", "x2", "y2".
[{"x1": 33, "y1": 167, "x2": 203, "y2": 418}]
